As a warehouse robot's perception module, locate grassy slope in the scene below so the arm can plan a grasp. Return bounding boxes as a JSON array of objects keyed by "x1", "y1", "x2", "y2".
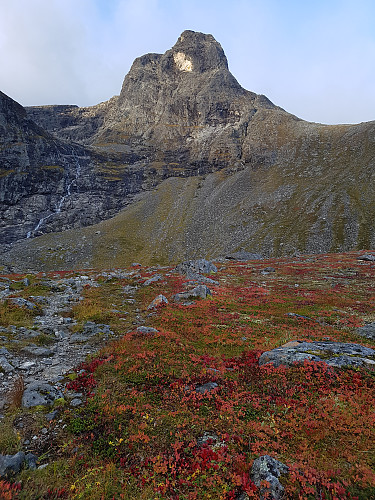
[
  {"x1": 3, "y1": 126, "x2": 375, "y2": 273},
  {"x1": 0, "y1": 251, "x2": 375, "y2": 499}
]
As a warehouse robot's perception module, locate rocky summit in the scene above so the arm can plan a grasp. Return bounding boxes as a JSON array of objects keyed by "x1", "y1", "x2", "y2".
[{"x1": 1, "y1": 30, "x2": 375, "y2": 270}]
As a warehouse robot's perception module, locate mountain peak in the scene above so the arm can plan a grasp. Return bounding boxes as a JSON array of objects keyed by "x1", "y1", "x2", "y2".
[
  {"x1": 171, "y1": 30, "x2": 228, "y2": 73},
  {"x1": 119, "y1": 30, "x2": 241, "y2": 107}
]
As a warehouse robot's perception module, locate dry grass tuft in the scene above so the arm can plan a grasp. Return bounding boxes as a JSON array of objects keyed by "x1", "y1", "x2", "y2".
[{"x1": 7, "y1": 374, "x2": 25, "y2": 410}]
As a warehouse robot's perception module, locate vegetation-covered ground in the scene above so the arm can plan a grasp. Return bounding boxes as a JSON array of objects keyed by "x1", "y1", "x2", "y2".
[{"x1": 1, "y1": 252, "x2": 375, "y2": 499}]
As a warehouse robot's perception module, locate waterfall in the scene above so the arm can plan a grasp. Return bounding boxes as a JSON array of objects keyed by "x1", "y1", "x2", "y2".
[{"x1": 26, "y1": 152, "x2": 81, "y2": 239}]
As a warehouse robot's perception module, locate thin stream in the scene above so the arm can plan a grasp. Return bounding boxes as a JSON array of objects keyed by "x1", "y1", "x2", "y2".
[{"x1": 26, "y1": 153, "x2": 81, "y2": 239}]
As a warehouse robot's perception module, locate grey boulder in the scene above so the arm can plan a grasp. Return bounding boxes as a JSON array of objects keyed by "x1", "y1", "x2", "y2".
[
  {"x1": 0, "y1": 451, "x2": 25, "y2": 478},
  {"x1": 250, "y1": 455, "x2": 289, "y2": 500},
  {"x1": 22, "y1": 382, "x2": 63, "y2": 408},
  {"x1": 174, "y1": 285, "x2": 211, "y2": 302},
  {"x1": 147, "y1": 295, "x2": 169, "y2": 309},
  {"x1": 24, "y1": 453, "x2": 38, "y2": 470},
  {"x1": 70, "y1": 321, "x2": 114, "y2": 342},
  {"x1": 357, "y1": 254, "x2": 375, "y2": 261},
  {"x1": 195, "y1": 382, "x2": 218, "y2": 394},
  {"x1": 143, "y1": 274, "x2": 163, "y2": 286},
  {"x1": 176, "y1": 259, "x2": 217, "y2": 275},
  {"x1": 225, "y1": 251, "x2": 263, "y2": 261},
  {"x1": 22, "y1": 345, "x2": 54, "y2": 357},
  {"x1": 0, "y1": 355, "x2": 14, "y2": 373},
  {"x1": 357, "y1": 322, "x2": 375, "y2": 340},
  {"x1": 184, "y1": 270, "x2": 219, "y2": 285},
  {"x1": 9, "y1": 298, "x2": 38, "y2": 310},
  {"x1": 136, "y1": 326, "x2": 159, "y2": 335}
]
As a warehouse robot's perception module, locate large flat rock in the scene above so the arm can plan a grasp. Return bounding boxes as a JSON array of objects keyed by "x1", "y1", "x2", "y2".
[{"x1": 259, "y1": 340, "x2": 375, "y2": 369}]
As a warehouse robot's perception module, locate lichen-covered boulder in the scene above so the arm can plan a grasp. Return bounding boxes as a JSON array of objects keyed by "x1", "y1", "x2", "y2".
[
  {"x1": 174, "y1": 285, "x2": 212, "y2": 302},
  {"x1": 259, "y1": 340, "x2": 375, "y2": 369},
  {"x1": 250, "y1": 455, "x2": 289, "y2": 500},
  {"x1": 22, "y1": 382, "x2": 63, "y2": 408},
  {"x1": 176, "y1": 259, "x2": 217, "y2": 275}
]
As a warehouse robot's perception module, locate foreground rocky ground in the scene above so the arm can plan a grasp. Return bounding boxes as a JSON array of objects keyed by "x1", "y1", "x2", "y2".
[{"x1": 0, "y1": 252, "x2": 374, "y2": 499}]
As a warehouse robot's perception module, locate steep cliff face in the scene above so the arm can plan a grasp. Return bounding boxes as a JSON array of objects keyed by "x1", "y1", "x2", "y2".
[
  {"x1": 1, "y1": 30, "x2": 375, "y2": 268},
  {"x1": 0, "y1": 92, "x2": 150, "y2": 245}
]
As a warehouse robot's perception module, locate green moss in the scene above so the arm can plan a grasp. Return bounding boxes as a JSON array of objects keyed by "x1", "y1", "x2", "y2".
[{"x1": 53, "y1": 398, "x2": 66, "y2": 407}]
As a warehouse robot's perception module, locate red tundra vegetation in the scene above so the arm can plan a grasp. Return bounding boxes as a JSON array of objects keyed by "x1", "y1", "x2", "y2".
[{"x1": 1, "y1": 252, "x2": 374, "y2": 499}]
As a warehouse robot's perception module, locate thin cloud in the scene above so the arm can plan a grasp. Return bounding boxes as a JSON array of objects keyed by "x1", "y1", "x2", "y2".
[{"x1": 0, "y1": 0, "x2": 374, "y2": 124}]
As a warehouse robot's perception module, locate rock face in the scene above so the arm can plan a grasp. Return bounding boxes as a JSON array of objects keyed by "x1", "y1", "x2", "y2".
[
  {"x1": 1, "y1": 30, "x2": 375, "y2": 269},
  {"x1": 0, "y1": 92, "x2": 149, "y2": 246},
  {"x1": 27, "y1": 31, "x2": 269, "y2": 170}
]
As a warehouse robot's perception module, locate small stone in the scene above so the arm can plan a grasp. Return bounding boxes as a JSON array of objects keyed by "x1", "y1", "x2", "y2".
[
  {"x1": 143, "y1": 274, "x2": 162, "y2": 286},
  {"x1": 136, "y1": 326, "x2": 159, "y2": 335},
  {"x1": 196, "y1": 432, "x2": 223, "y2": 448},
  {"x1": 262, "y1": 267, "x2": 276, "y2": 273},
  {"x1": 195, "y1": 382, "x2": 218, "y2": 394},
  {"x1": 70, "y1": 398, "x2": 83, "y2": 407},
  {"x1": 0, "y1": 356, "x2": 14, "y2": 374},
  {"x1": 45, "y1": 410, "x2": 58, "y2": 421},
  {"x1": 19, "y1": 361, "x2": 36, "y2": 370},
  {"x1": 24, "y1": 453, "x2": 37, "y2": 470},
  {"x1": 147, "y1": 294, "x2": 169, "y2": 309}
]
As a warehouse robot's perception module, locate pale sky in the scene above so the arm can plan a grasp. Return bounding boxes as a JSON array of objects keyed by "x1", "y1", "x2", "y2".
[{"x1": 1, "y1": 0, "x2": 375, "y2": 125}]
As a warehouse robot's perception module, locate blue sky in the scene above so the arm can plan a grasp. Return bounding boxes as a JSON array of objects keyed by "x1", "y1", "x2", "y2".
[{"x1": 1, "y1": 0, "x2": 375, "y2": 124}]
